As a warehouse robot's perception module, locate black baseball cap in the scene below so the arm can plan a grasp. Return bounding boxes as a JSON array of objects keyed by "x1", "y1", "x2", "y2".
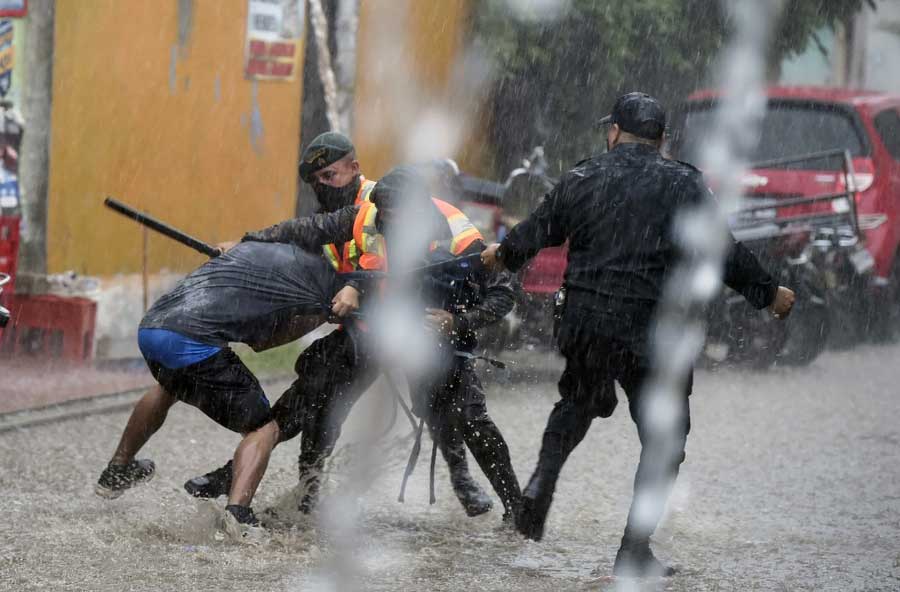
[
  {"x1": 298, "y1": 131, "x2": 355, "y2": 182},
  {"x1": 370, "y1": 165, "x2": 431, "y2": 209},
  {"x1": 597, "y1": 92, "x2": 666, "y2": 140}
]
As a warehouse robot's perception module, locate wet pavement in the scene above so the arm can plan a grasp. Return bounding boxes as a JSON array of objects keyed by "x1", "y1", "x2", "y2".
[
  {"x1": 0, "y1": 359, "x2": 154, "y2": 414},
  {"x1": 2, "y1": 344, "x2": 899, "y2": 591}
]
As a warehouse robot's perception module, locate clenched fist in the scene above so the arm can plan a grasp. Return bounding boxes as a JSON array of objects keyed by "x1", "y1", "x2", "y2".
[
  {"x1": 481, "y1": 243, "x2": 503, "y2": 272},
  {"x1": 331, "y1": 285, "x2": 360, "y2": 318},
  {"x1": 770, "y1": 286, "x2": 796, "y2": 320}
]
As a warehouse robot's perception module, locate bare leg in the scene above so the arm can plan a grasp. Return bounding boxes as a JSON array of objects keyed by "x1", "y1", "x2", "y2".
[
  {"x1": 110, "y1": 385, "x2": 177, "y2": 465},
  {"x1": 227, "y1": 420, "x2": 281, "y2": 507}
]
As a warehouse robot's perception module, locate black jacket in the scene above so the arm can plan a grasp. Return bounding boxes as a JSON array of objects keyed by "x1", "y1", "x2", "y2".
[
  {"x1": 242, "y1": 204, "x2": 515, "y2": 348},
  {"x1": 499, "y1": 142, "x2": 777, "y2": 351}
]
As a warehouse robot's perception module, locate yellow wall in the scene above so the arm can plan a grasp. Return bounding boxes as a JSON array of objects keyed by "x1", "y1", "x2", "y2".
[
  {"x1": 48, "y1": 0, "x2": 304, "y2": 275},
  {"x1": 352, "y1": 0, "x2": 491, "y2": 180}
]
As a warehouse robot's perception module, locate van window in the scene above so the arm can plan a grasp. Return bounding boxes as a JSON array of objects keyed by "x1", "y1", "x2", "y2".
[
  {"x1": 874, "y1": 109, "x2": 900, "y2": 161},
  {"x1": 676, "y1": 102, "x2": 868, "y2": 169}
]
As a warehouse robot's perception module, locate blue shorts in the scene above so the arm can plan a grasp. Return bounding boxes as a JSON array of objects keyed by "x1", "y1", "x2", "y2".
[
  {"x1": 139, "y1": 330, "x2": 270, "y2": 433},
  {"x1": 138, "y1": 328, "x2": 222, "y2": 369}
]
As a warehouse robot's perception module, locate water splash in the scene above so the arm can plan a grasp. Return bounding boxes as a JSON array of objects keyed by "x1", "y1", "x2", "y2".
[{"x1": 618, "y1": 0, "x2": 783, "y2": 586}]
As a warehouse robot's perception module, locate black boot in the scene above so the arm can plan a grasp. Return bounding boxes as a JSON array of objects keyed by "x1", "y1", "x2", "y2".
[
  {"x1": 297, "y1": 461, "x2": 322, "y2": 514},
  {"x1": 450, "y1": 469, "x2": 493, "y2": 517},
  {"x1": 440, "y1": 432, "x2": 493, "y2": 517},
  {"x1": 459, "y1": 416, "x2": 522, "y2": 522},
  {"x1": 515, "y1": 469, "x2": 558, "y2": 541},
  {"x1": 184, "y1": 460, "x2": 233, "y2": 498},
  {"x1": 515, "y1": 433, "x2": 566, "y2": 541},
  {"x1": 516, "y1": 397, "x2": 595, "y2": 540},
  {"x1": 613, "y1": 536, "x2": 676, "y2": 578}
]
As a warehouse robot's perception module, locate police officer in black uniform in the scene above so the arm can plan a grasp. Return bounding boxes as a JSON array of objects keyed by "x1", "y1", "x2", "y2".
[{"x1": 482, "y1": 92, "x2": 796, "y2": 577}]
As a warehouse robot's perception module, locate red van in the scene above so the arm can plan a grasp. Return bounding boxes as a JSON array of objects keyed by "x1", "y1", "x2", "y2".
[{"x1": 675, "y1": 86, "x2": 900, "y2": 338}]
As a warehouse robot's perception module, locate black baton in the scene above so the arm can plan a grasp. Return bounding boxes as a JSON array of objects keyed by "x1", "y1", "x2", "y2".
[{"x1": 104, "y1": 197, "x2": 221, "y2": 257}]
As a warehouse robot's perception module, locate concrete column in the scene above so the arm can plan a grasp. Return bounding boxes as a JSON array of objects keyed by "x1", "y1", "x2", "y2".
[
  {"x1": 848, "y1": 9, "x2": 868, "y2": 88},
  {"x1": 831, "y1": 20, "x2": 849, "y2": 87},
  {"x1": 18, "y1": 0, "x2": 54, "y2": 279}
]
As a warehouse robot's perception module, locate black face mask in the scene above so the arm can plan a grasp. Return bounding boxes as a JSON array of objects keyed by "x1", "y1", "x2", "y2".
[{"x1": 313, "y1": 175, "x2": 361, "y2": 213}]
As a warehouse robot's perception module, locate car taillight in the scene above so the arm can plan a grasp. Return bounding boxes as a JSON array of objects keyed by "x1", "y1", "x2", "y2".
[
  {"x1": 830, "y1": 158, "x2": 874, "y2": 213},
  {"x1": 848, "y1": 173, "x2": 874, "y2": 192},
  {"x1": 838, "y1": 158, "x2": 876, "y2": 193}
]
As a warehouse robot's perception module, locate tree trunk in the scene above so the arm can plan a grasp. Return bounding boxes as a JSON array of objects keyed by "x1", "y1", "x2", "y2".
[
  {"x1": 308, "y1": 0, "x2": 340, "y2": 132},
  {"x1": 333, "y1": 0, "x2": 359, "y2": 135}
]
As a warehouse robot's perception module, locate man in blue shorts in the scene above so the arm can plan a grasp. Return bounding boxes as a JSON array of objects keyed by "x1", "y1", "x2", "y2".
[{"x1": 94, "y1": 241, "x2": 359, "y2": 526}]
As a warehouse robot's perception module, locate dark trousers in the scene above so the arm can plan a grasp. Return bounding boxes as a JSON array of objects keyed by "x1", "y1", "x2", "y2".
[
  {"x1": 272, "y1": 331, "x2": 498, "y2": 511},
  {"x1": 270, "y1": 329, "x2": 378, "y2": 507},
  {"x1": 411, "y1": 354, "x2": 522, "y2": 513},
  {"x1": 532, "y1": 334, "x2": 691, "y2": 544},
  {"x1": 146, "y1": 348, "x2": 271, "y2": 434}
]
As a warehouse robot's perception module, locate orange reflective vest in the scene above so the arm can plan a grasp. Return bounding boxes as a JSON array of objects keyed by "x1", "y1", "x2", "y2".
[
  {"x1": 350, "y1": 198, "x2": 484, "y2": 272},
  {"x1": 352, "y1": 200, "x2": 387, "y2": 271},
  {"x1": 428, "y1": 198, "x2": 483, "y2": 255},
  {"x1": 321, "y1": 177, "x2": 377, "y2": 272}
]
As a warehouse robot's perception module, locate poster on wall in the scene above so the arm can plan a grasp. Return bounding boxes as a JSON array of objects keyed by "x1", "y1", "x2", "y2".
[
  {"x1": 244, "y1": 0, "x2": 304, "y2": 81},
  {"x1": 0, "y1": 168, "x2": 18, "y2": 209},
  {"x1": 0, "y1": 20, "x2": 13, "y2": 98},
  {"x1": 0, "y1": 0, "x2": 25, "y2": 18}
]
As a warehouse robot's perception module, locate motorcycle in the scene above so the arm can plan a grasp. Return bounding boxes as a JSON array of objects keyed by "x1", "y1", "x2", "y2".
[
  {"x1": 455, "y1": 147, "x2": 562, "y2": 352},
  {"x1": 703, "y1": 149, "x2": 872, "y2": 368},
  {"x1": 703, "y1": 234, "x2": 833, "y2": 369}
]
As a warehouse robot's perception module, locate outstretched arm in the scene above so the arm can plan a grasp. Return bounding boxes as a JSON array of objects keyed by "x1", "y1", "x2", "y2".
[
  {"x1": 242, "y1": 205, "x2": 358, "y2": 252},
  {"x1": 722, "y1": 238, "x2": 778, "y2": 310},
  {"x1": 484, "y1": 180, "x2": 569, "y2": 273},
  {"x1": 685, "y1": 171, "x2": 795, "y2": 317}
]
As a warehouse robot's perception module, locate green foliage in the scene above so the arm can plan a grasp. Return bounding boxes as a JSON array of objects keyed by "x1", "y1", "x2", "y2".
[
  {"x1": 775, "y1": 0, "x2": 875, "y2": 59},
  {"x1": 473, "y1": 0, "x2": 872, "y2": 176},
  {"x1": 233, "y1": 340, "x2": 303, "y2": 380}
]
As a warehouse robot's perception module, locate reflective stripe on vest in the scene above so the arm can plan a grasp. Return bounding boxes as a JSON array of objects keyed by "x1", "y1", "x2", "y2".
[
  {"x1": 321, "y1": 178, "x2": 378, "y2": 272},
  {"x1": 322, "y1": 243, "x2": 343, "y2": 271},
  {"x1": 355, "y1": 178, "x2": 377, "y2": 205},
  {"x1": 350, "y1": 197, "x2": 483, "y2": 271},
  {"x1": 430, "y1": 198, "x2": 483, "y2": 255},
  {"x1": 352, "y1": 201, "x2": 387, "y2": 270}
]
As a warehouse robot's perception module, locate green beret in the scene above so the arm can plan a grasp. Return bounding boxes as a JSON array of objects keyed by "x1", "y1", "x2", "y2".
[{"x1": 298, "y1": 132, "x2": 355, "y2": 182}]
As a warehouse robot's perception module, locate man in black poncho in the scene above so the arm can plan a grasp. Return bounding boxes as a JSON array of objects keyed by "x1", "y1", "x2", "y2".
[
  {"x1": 216, "y1": 165, "x2": 523, "y2": 524},
  {"x1": 94, "y1": 242, "x2": 357, "y2": 525},
  {"x1": 186, "y1": 134, "x2": 498, "y2": 518}
]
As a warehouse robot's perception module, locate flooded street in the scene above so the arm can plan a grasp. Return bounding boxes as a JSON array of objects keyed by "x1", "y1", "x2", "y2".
[
  {"x1": 1, "y1": 345, "x2": 898, "y2": 592},
  {"x1": 4, "y1": 1, "x2": 900, "y2": 591}
]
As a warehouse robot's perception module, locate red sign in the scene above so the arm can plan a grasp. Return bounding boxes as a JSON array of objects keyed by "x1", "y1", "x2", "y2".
[
  {"x1": 0, "y1": 0, "x2": 26, "y2": 18},
  {"x1": 244, "y1": 0, "x2": 303, "y2": 82}
]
